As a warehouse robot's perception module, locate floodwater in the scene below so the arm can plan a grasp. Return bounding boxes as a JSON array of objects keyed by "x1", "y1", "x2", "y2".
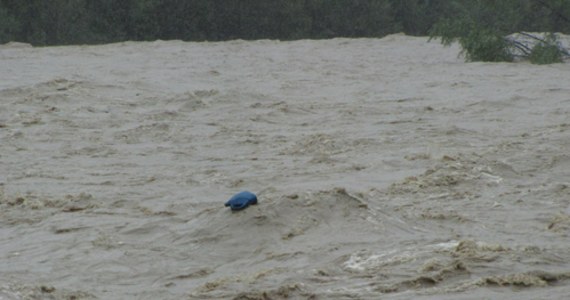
[{"x1": 1, "y1": 34, "x2": 569, "y2": 299}]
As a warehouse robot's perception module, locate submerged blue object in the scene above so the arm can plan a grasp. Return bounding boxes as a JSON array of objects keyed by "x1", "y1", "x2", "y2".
[{"x1": 225, "y1": 191, "x2": 258, "y2": 211}]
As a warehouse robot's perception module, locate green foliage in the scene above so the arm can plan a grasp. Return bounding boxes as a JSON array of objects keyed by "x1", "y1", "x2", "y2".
[
  {"x1": 0, "y1": 3, "x2": 19, "y2": 43},
  {"x1": 524, "y1": 0, "x2": 570, "y2": 32},
  {"x1": 86, "y1": 0, "x2": 135, "y2": 43},
  {"x1": 430, "y1": 0, "x2": 569, "y2": 64},
  {"x1": 529, "y1": 33, "x2": 564, "y2": 64},
  {"x1": 430, "y1": 18, "x2": 514, "y2": 62},
  {"x1": 300, "y1": 0, "x2": 394, "y2": 39},
  {"x1": 460, "y1": 27, "x2": 514, "y2": 62},
  {"x1": 391, "y1": 0, "x2": 458, "y2": 35},
  {"x1": 0, "y1": 0, "x2": 569, "y2": 48}
]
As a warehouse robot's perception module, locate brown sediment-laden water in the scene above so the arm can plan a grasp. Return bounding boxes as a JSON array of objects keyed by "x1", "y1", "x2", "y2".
[{"x1": 1, "y1": 34, "x2": 569, "y2": 299}]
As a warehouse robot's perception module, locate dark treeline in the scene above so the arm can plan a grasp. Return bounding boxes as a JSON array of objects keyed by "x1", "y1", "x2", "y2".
[{"x1": 0, "y1": 0, "x2": 569, "y2": 46}]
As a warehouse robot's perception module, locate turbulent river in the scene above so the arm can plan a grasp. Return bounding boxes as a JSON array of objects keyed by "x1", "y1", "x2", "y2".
[{"x1": 1, "y1": 35, "x2": 570, "y2": 299}]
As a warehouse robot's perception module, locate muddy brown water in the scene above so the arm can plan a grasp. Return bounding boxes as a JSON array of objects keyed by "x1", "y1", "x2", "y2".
[{"x1": 1, "y1": 35, "x2": 569, "y2": 299}]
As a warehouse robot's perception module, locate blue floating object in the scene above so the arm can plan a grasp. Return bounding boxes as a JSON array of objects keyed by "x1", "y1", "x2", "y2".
[{"x1": 225, "y1": 191, "x2": 258, "y2": 211}]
